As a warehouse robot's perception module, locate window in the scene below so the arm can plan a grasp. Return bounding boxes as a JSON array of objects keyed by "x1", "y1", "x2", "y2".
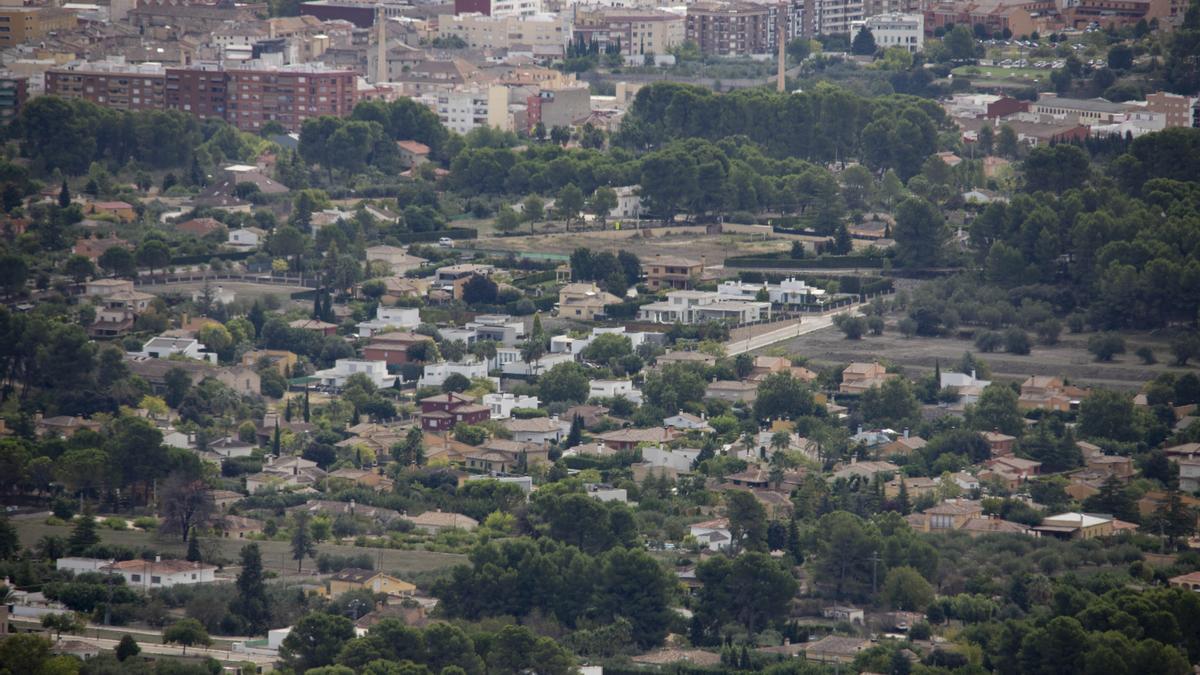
[
  {"x1": 131, "y1": 574, "x2": 142, "y2": 581},
  {"x1": 151, "y1": 576, "x2": 161, "y2": 584}
]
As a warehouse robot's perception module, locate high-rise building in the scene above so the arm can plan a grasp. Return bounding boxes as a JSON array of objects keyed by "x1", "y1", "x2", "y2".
[
  {"x1": 165, "y1": 65, "x2": 230, "y2": 121},
  {"x1": 685, "y1": 2, "x2": 772, "y2": 56},
  {"x1": 224, "y1": 66, "x2": 358, "y2": 132},
  {"x1": 45, "y1": 61, "x2": 167, "y2": 112},
  {"x1": 572, "y1": 7, "x2": 686, "y2": 56}
]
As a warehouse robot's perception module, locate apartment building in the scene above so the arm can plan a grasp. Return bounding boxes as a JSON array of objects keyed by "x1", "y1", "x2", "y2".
[
  {"x1": 573, "y1": 7, "x2": 685, "y2": 56},
  {"x1": 224, "y1": 66, "x2": 357, "y2": 132},
  {"x1": 798, "y1": 0, "x2": 864, "y2": 37},
  {"x1": 0, "y1": 7, "x2": 76, "y2": 48},
  {"x1": 165, "y1": 66, "x2": 230, "y2": 121},
  {"x1": 685, "y1": 2, "x2": 771, "y2": 56},
  {"x1": 45, "y1": 61, "x2": 167, "y2": 112},
  {"x1": 438, "y1": 12, "x2": 569, "y2": 52},
  {"x1": 851, "y1": 12, "x2": 923, "y2": 52},
  {"x1": 0, "y1": 76, "x2": 28, "y2": 122},
  {"x1": 526, "y1": 86, "x2": 591, "y2": 132},
  {"x1": 1144, "y1": 91, "x2": 1198, "y2": 128},
  {"x1": 432, "y1": 85, "x2": 510, "y2": 134}
]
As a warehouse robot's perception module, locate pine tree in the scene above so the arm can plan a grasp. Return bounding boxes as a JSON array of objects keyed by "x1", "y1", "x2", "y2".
[
  {"x1": 786, "y1": 518, "x2": 804, "y2": 563},
  {"x1": 115, "y1": 634, "x2": 140, "y2": 662},
  {"x1": 68, "y1": 511, "x2": 100, "y2": 555},
  {"x1": 186, "y1": 531, "x2": 201, "y2": 562},
  {"x1": 231, "y1": 543, "x2": 271, "y2": 634}
]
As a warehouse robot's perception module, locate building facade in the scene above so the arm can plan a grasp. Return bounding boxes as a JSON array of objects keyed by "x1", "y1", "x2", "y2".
[{"x1": 686, "y1": 2, "x2": 771, "y2": 56}]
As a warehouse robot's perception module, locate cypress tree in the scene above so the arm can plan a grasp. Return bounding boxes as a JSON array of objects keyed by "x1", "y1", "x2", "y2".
[{"x1": 58, "y1": 180, "x2": 71, "y2": 208}]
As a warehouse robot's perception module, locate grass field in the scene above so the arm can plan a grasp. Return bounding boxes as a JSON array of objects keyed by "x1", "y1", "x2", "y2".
[
  {"x1": 953, "y1": 65, "x2": 1051, "y2": 84},
  {"x1": 13, "y1": 518, "x2": 466, "y2": 580}
]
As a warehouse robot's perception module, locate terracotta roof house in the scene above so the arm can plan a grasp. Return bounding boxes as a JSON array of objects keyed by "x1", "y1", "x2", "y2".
[
  {"x1": 595, "y1": 426, "x2": 680, "y2": 451},
  {"x1": 839, "y1": 361, "x2": 898, "y2": 394},
  {"x1": 803, "y1": 636, "x2": 871, "y2": 664},
  {"x1": 175, "y1": 217, "x2": 224, "y2": 237},
  {"x1": 406, "y1": 510, "x2": 478, "y2": 533}
]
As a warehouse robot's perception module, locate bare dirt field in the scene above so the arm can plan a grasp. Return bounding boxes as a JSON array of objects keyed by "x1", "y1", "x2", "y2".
[
  {"x1": 141, "y1": 281, "x2": 311, "y2": 307},
  {"x1": 474, "y1": 225, "x2": 862, "y2": 265},
  {"x1": 13, "y1": 519, "x2": 465, "y2": 579},
  {"x1": 766, "y1": 314, "x2": 1194, "y2": 391}
]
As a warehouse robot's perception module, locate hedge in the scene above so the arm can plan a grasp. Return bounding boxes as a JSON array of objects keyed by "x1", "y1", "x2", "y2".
[{"x1": 724, "y1": 255, "x2": 886, "y2": 269}]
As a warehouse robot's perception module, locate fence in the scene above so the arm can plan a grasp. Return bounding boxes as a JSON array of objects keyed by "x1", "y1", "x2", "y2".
[{"x1": 135, "y1": 272, "x2": 319, "y2": 289}]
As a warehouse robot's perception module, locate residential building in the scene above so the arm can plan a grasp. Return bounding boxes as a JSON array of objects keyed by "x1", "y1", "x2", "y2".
[
  {"x1": 419, "y1": 359, "x2": 489, "y2": 387},
  {"x1": 228, "y1": 227, "x2": 265, "y2": 249},
  {"x1": 362, "y1": 332, "x2": 434, "y2": 367},
  {"x1": 1144, "y1": 91, "x2": 1197, "y2": 129},
  {"x1": 437, "y1": 12, "x2": 569, "y2": 53},
  {"x1": 642, "y1": 445, "x2": 701, "y2": 472},
  {"x1": 406, "y1": 510, "x2": 479, "y2": 533},
  {"x1": 558, "y1": 282, "x2": 621, "y2": 321},
  {"x1": 242, "y1": 349, "x2": 298, "y2": 376},
  {"x1": 686, "y1": 2, "x2": 771, "y2": 56},
  {"x1": 644, "y1": 254, "x2": 703, "y2": 290},
  {"x1": 0, "y1": 7, "x2": 77, "y2": 48},
  {"x1": 706, "y1": 379, "x2": 758, "y2": 403},
  {"x1": 289, "y1": 318, "x2": 339, "y2": 335},
  {"x1": 525, "y1": 85, "x2": 592, "y2": 133},
  {"x1": 314, "y1": 358, "x2": 397, "y2": 388},
  {"x1": 430, "y1": 84, "x2": 510, "y2": 134},
  {"x1": 357, "y1": 306, "x2": 421, "y2": 337},
  {"x1": 573, "y1": 7, "x2": 685, "y2": 57},
  {"x1": 46, "y1": 61, "x2": 166, "y2": 112},
  {"x1": 1019, "y1": 375, "x2": 1088, "y2": 412},
  {"x1": 224, "y1": 65, "x2": 358, "y2": 132},
  {"x1": 831, "y1": 459, "x2": 899, "y2": 481},
  {"x1": 503, "y1": 416, "x2": 566, "y2": 445},
  {"x1": 638, "y1": 290, "x2": 768, "y2": 325},
  {"x1": 589, "y1": 378, "x2": 643, "y2": 404},
  {"x1": 822, "y1": 606, "x2": 865, "y2": 624},
  {"x1": 596, "y1": 426, "x2": 679, "y2": 451},
  {"x1": 0, "y1": 76, "x2": 27, "y2": 123},
  {"x1": 102, "y1": 557, "x2": 217, "y2": 590},
  {"x1": 716, "y1": 278, "x2": 827, "y2": 306},
  {"x1": 839, "y1": 362, "x2": 896, "y2": 394},
  {"x1": 56, "y1": 557, "x2": 115, "y2": 576},
  {"x1": 466, "y1": 314, "x2": 526, "y2": 345},
  {"x1": 1029, "y1": 94, "x2": 1131, "y2": 125},
  {"x1": 85, "y1": 201, "x2": 137, "y2": 223},
  {"x1": 482, "y1": 392, "x2": 540, "y2": 419},
  {"x1": 796, "y1": 0, "x2": 865, "y2": 38},
  {"x1": 365, "y1": 245, "x2": 427, "y2": 274},
  {"x1": 690, "y1": 517, "x2": 732, "y2": 551},
  {"x1": 1168, "y1": 571, "x2": 1200, "y2": 592},
  {"x1": 419, "y1": 392, "x2": 491, "y2": 432},
  {"x1": 1033, "y1": 512, "x2": 1114, "y2": 540},
  {"x1": 396, "y1": 140, "x2": 431, "y2": 167},
  {"x1": 139, "y1": 337, "x2": 217, "y2": 363},
  {"x1": 328, "y1": 568, "x2": 415, "y2": 598},
  {"x1": 1180, "y1": 457, "x2": 1200, "y2": 493},
  {"x1": 851, "y1": 13, "x2": 923, "y2": 52},
  {"x1": 981, "y1": 430, "x2": 1016, "y2": 456},
  {"x1": 803, "y1": 635, "x2": 871, "y2": 664}
]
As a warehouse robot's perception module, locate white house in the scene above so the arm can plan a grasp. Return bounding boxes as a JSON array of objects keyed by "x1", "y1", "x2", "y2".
[
  {"x1": 483, "y1": 392, "x2": 540, "y2": 419},
  {"x1": 365, "y1": 245, "x2": 427, "y2": 274},
  {"x1": 851, "y1": 13, "x2": 924, "y2": 53},
  {"x1": 550, "y1": 334, "x2": 594, "y2": 356},
  {"x1": 419, "y1": 359, "x2": 489, "y2": 387},
  {"x1": 315, "y1": 359, "x2": 396, "y2": 389},
  {"x1": 610, "y1": 185, "x2": 644, "y2": 220},
  {"x1": 501, "y1": 351, "x2": 574, "y2": 376},
  {"x1": 139, "y1": 337, "x2": 217, "y2": 363},
  {"x1": 642, "y1": 445, "x2": 700, "y2": 472},
  {"x1": 940, "y1": 370, "x2": 991, "y2": 405},
  {"x1": 716, "y1": 278, "x2": 827, "y2": 306},
  {"x1": 663, "y1": 411, "x2": 713, "y2": 432},
  {"x1": 227, "y1": 227, "x2": 265, "y2": 249},
  {"x1": 503, "y1": 416, "x2": 567, "y2": 445},
  {"x1": 102, "y1": 556, "x2": 217, "y2": 589},
  {"x1": 690, "y1": 517, "x2": 732, "y2": 551},
  {"x1": 357, "y1": 306, "x2": 421, "y2": 338},
  {"x1": 467, "y1": 314, "x2": 526, "y2": 346},
  {"x1": 465, "y1": 473, "x2": 533, "y2": 493},
  {"x1": 638, "y1": 290, "x2": 769, "y2": 325},
  {"x1": 56, "y1": 557, "x2": 114, "y2": 575},
  {"x1": 589, "y1": 378, "x2": 643, "y2": 404}
]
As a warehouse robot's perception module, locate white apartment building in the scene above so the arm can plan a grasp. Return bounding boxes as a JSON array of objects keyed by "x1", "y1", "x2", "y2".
[
  {"x1": 357, "y1": 306, "x2": 421, "y2": 338},
  {"x1": 430, "y1": 85, "x2": 510, "y2": 134},
  {"x1": 638, "y1": 290, "x2": 769, "y2": 325},
  {"x1": 797, "y1": 0, "x2": 864, "y2": 38},
  {"x1": 315, "y1": 358, "x2": 396, "y2": 388},
  {"x1": 419, "y1": 359, "x2": 489, "y2": 387},
  {"x1": 483, "y1": 392, "x2": 541, "y2": 419},
  {"x1": 852, "y1": 12, "x2": 923, "y2": 52}
]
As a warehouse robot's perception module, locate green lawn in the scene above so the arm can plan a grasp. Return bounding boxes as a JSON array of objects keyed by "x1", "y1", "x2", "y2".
[{"x1": 14, "y1": 518, "x2": 466, "y2": 578}]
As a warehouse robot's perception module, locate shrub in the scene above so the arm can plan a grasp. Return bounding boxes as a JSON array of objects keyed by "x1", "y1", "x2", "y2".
[
  {"x1": 975, "y1": 331, "x2": 1004, "y2": 353},
  {"x1": 133, "y1": 517, "x2": 159, "y2": 530},
  {"x1": 103, "y1": 517, "x2": 128, "y2": 531},
  {"x1": 1004, "y1": 329, "x2": 1031, "y2": 355},
  {"x1": 1088, "y1": 333, "x2": 1126, "y2": 362},
  {"x1": 1135, "y1": 346, "x2": 1156, "y2": 365},
  {"x1": 1034, "y1": 319, "x2": 1061, "y2": 345}
]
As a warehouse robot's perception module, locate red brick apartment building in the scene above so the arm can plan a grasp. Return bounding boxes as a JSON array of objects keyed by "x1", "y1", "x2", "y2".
[{"x1": 47, "y1": 62, "x2": 357, "y2": 132}]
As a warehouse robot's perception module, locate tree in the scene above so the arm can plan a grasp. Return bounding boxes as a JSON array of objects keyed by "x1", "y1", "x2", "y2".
[
  {"x1": 495, "y1": 206, "x2": 521, "y2": 233},
  {"x1": 753, "y1": 371, "x2": 815, "y2": 422},
  {"x1": 694, "y1": 552, "x2": 798, "y2": 638},
  {"x1": 881, "y1": 566, "x2": 934, "y2": 611},
  {"x1": 164, "y1": 618, "x2": 211, "y2": 655},
  {"x1": 977, "y1": 124, "x2": 994, "y2": 155},
  {"x1": 292, "y1": 511, "x2": 318, "y2": 572},
  {"x1": 522, "y1": 195, "x2": 544, "y2": 226},
  {"x1": 565, "y1": 414, "x2": 584, "y2": 448},
  {"x1": 62, "y1": 255, "x2": 95, "y2": 284},
  {"x1": 943, "y1": 25, "x2": 977, "y2": 61},
  {"x1": 0, "y1": 517, "x2": 17, "y2": 559},
  {"x1": 461, "y1": 274, "x2": 498, "y2": 305},
  {"x1": 67, "y1": 511, "x2": 100, "y2": 555},
  {"x1": 58, "y1": 180, "x2": 71, "y2": 208},
  {"x1": 966, "y1": 384, "x2": 1024, "y2": 435},
  {"x1": 1018, "y1": 616, "x2": 1089, "y2": 675},
  {"x1": 115, "y1": 634, "x2": 140, "y2": 661},
  {"x1": 282, "y1": 612, "x2": 356, "y2": 672},
  {"x1": 1078, "y1": 389, "x2": 1135, "y2": 442},
  {"x1": 135, "y1": 239, "x2": 171, "y2": 274},
  {"x1": 998, "y1": 125, "x2": 1020, "y2": 158},
  {"x1": 852, "y1": 26, "x2": 877, "y2": 55},
  {"x1": 1107, "y1": 44, "x2": 1133, "y2": 70},
  {"x1": 1088, "y1": 333, "x2": 1126, "y2": 362},
  {"x1": 1024, "y1": 145, "x2": 1090, "y2": 193},
  {"x1": 555, "y1": 183, "x2": 585, "y2": 229},
  {"x1": 98, "y1": 246, "x2": 136, "y2": 278},
  {"x1": 861, "y1": 378, "x2": 920, "y2": 428},
  {"x1": 231, "y1": 543, "x2": 271, "y2": 634},
  {"x1": 893, "y1": 197, "x2": 948, "y2": 268},
  {"x1": 590, "y1": 186, "x2": 617, "y2": 226},
  {"x1": 537, "y1": 362, "x2": 590, "y2": 403},
  {"x1": 726, "y1": 490, "x2": 768, "y2": 553},
  {"x1": 1152, "y1": 488, "x2": 1197, "y2": 548},
  {"x1": 159, "y1": 473, "x2": 214, "y2": 542},
  {"x1": 41, "y1": 612, "x2": 84, "y2": 639}
]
